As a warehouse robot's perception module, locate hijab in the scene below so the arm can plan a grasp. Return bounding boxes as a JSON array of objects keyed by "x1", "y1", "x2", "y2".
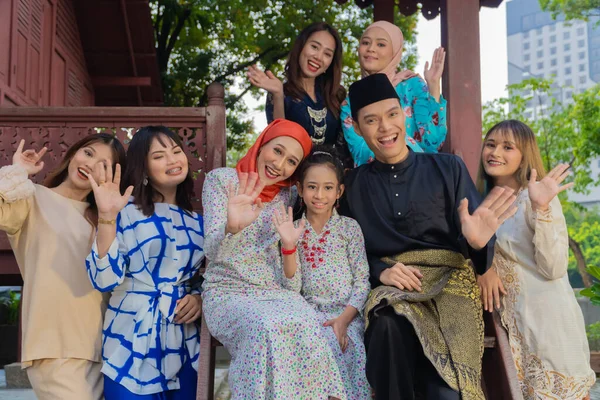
[{"x1": 236, "y1": 119, "x2": 313, "y2": 202}]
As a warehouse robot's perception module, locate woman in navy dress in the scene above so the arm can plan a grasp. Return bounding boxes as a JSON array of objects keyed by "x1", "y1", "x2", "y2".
[{"x1": 248, "y1": 22, "x2": 351, "y2": 167}]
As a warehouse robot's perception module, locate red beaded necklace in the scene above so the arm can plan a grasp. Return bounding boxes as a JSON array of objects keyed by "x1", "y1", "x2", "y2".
[{"x1": 300, "y1": 227, "x2": 331, "y2": 269}]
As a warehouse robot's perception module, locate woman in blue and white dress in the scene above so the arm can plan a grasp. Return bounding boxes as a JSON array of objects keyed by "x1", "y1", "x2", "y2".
[{"x1": 85, "y1": 126, "x2": 204, "y2": 399}]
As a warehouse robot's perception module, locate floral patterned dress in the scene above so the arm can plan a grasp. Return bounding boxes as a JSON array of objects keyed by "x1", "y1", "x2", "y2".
[
  {"x1": 295, "y1": 212, "x2": 371, "y2": 399},
  {"x1": 341, "y1": 75, "x2": 447, "y2": 167},
  {"x1": 493, "y1": 189, "x2": 595, "y2": 399},
  {"x1": 201, "y1": 168, "x2": 346, "y2": 400}
]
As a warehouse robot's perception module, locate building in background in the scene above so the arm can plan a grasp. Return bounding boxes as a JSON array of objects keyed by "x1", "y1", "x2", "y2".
[{"x1": 506, "y1": 0, "x2": 600, "y2": 207}]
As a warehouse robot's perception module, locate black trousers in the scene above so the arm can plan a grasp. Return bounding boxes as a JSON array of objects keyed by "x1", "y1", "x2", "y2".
[{"x1": 364, "y1": 307, "x2": 460, "y2": 400}]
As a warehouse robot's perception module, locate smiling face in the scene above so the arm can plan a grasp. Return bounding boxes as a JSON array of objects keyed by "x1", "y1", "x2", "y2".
[
  {"x1": 353, "y1": 98, "x2": 408, "y2": 164},
  {"x1": 298, "y1": 164, "x2": 343, "y2": 219},
  {"x1": 256, "y1": 136, "x2": 304, "y2": 185},
  {"x1": 358, "y1": 27, "x2": 395, "y2": 74},
  {"x1": 146, "y1": 134, "x2": 189, "y2": 193},
  {"x1": 67, "y1": 142, "x2": 115, "y2": 190},
  {"x1": 481, "y1": 130, "x2": 523, "y2": 183},
  {"x1": 298, "y1": 30, "x2": 336, "y2": 79}
]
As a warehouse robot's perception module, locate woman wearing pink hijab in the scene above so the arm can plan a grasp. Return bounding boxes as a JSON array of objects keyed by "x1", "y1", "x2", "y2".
[{"x1": 341, "y1": 21, "x2": 447, "y2": 166}]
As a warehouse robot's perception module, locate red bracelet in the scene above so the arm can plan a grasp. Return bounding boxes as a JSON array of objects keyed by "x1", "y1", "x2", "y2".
[{"x1": 281, "y1": 246, "x2": 297, "y2": 255}]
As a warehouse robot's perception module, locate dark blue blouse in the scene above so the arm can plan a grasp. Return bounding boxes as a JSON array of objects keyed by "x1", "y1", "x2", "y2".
[{"x1": 265, "y1": 86, "x2": 341, "y2": 146}]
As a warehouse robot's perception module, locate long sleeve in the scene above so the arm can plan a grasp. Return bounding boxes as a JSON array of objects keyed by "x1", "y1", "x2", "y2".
[
  {"x1": 452, "y1": 157, "x2": 494, "y2": 274},
  {"x1": 402, "y1": 76, "x2": 447, "y2": 153},
  {"x1": 265, "y1": 93, "x2": 275, "y2": 124},
  {"x1": 202, "y1": 169, "x2": 249, "y2": 262},
  {"x1": 86, "y1": 212, "x2": 129, "y2": 292},
  {"x1": 525, "y1": 195, "x2": 569, "y2": 280},
  {"x1": 0, "y1": 164, "x2": 34, "y2": 235},
  {"x1": 341, "y1": 97, "x2": 373, "y2": 168},
  {"x1": 345, "y1": 219, "x2": 371, "y2": 313}
]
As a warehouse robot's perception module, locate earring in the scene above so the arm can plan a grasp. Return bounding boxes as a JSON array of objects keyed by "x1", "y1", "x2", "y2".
[
  {"x1": 300, "y1": 197, "x2": 304, "y2": 208},
  {"x1": 143, "y1": 176, "x2": 148, "y2": 186},
  {"x1": 336, "y1": 198, "x2": 340, "y2": 209}
]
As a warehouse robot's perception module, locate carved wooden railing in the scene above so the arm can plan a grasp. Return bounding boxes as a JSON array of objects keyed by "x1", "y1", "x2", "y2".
[{"x1": 0, "y1": 82, "x2": 226, "y2": 285}]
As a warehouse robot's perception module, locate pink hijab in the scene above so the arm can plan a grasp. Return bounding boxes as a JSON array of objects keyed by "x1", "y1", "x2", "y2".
[{"x1": 360, "y1": 21, "x2": 415, "y2": 86}]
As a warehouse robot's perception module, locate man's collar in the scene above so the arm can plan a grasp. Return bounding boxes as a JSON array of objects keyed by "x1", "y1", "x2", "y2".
[{"x1": 372, "y1": 149, "x2": 415, "y2": 172}]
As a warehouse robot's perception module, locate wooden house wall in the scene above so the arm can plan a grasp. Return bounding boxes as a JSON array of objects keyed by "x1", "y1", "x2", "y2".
[{"x1": 0, "y1": 0, "x2": 94, "y2": 107}]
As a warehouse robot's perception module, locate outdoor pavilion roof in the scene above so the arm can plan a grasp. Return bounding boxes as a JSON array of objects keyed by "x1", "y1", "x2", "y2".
[{"x1": 334, "y1": 0, "x2": 504, "y2": 20}]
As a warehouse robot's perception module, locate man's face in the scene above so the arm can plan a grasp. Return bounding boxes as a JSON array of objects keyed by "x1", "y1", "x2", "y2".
[{"x1": 353, "y1": 98, "x2": 409, "y2": 164}]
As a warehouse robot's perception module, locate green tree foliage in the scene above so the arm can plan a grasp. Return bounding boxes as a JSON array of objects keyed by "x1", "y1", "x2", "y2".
[
  {"x1": 539, "y1": 0, "x2": 600, "y2": 20},
  {"x1": 150, "y1": 0, "x2": 418, "y2": 155},
  {"x1": 483, "y1": 79, "x2": 600, "y2": 287}
]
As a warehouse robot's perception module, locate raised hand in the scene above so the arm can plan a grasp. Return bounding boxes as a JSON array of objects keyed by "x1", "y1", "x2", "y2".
[
  {"x1": 528, "y1": 164, "x2": 573, "y2": 211},
  {"x1": 458, "y1": 186, "x2": 517, "y2": 250},
  {"x1": 226, "y1": 172, "x2": 266, "y2": 235},
  {"x1": 87, "y1": 163, "x2": 133, "y2": 218},
  {"x1": 12, "y1": 139, "x2": 47, "y2": 176},
  {"x1": 247, "y1": 65, "x2": 284, "y2": 96},
  {"x1": 380, "y1": 262, "x2": 423, "y2": 292},
  {"x1": 272, "y1": 205, "x2": 305, "y2": 249},
  {"x1": 423, "y1": 47, "x2": 446, "y2": 85}
]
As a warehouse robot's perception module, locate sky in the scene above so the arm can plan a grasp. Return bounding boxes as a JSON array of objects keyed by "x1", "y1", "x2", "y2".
[{"x1": 246, "y1": 2, "x2": 509, "y2": 132}]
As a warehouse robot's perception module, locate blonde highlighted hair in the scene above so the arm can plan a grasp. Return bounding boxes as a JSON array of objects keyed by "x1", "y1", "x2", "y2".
[{"x1": 476, "y1": 119, "x2": 546, "y2": 194}]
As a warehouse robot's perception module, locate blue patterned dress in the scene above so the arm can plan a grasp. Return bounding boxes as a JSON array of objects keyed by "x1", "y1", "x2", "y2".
[
  {"x1": 341, "y1": 76, "x2": 448, "y2": 167},
  {"x1": 295, "y1": 212, "x2": 372, "y2": 399},
  {"x1": 86, "y1": 200, "x2": 204, "y2": 395}
]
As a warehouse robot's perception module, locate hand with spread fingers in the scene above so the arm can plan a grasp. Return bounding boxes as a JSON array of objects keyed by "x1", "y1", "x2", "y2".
[
  {"x1": 272, "y1": 205, "x2": 305, "y2": 250},
  {"x1": 12, "y1": 139, "x2": 48, "y2": 176},
  {"x1": 458, "y1": 186, "x2": 518, "y2": 250},
  {"x1": 424, "y1": 47, "x2": 446, "y2": 84},
  {"x1": 88, "y1": 163, "x2": 134, "y2": 219},
  {"x1": 528, "y1": 164, "x2": 573, "y2": 212},
  {"x1": 226, "y1": 172, "x2": 266, "y2": 235},
  {"x1": 379, "y1": 262, "x2": 423, "y2": 292},
  {"x1": 174, "y1": 294, "x2": 202, "y2": 324},
  {"x1": 247, "y1": 65, "x2": 284, "y2": 97},
  {"x1": 477, "y1": 267, "x2": 507, "y2": 312},
  {"x1": 423, "y1": 47, "x2": 446, "y2": 101}
]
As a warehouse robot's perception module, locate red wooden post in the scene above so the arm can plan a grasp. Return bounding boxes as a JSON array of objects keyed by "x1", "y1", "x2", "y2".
[
  {"x1": 440, "y1": 0, "x2": 483, "y2": 180},
  {"x1": 373, "y1": 0, "x2": 395, "y2": 23}
]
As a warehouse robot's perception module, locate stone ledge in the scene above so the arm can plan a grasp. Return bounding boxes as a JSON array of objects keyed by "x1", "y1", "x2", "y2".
[{"x1": 4, "y1": 363, "x2": 30, "y2": 389}]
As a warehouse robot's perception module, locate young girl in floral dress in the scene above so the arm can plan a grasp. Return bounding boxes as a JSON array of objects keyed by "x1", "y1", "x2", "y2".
[
  {"x1": 201, "y1": 119, "x2": 347, "y2": 399},
  {"x1": 476, "y1": 120, "x2": 595, "y2": 400},
  {"x1": 272, "y1": 148, "x2": 371, "y2": 399}
]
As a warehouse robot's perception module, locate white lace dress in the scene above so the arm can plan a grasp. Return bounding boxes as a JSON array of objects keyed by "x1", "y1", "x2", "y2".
[{"x1": 493, "y1": 189, "x2": 595, "y2": 399}]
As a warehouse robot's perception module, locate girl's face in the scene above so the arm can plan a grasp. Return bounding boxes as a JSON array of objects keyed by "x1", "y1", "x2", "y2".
[
  {"x1": 256, "y1": 137, "x2": 304, "y2": 185},
  {"x1": 67, "y1": 142, "x2": 114, "y2": 190},
  {"x1": 298, "y1": 164, "x2": 344, "y2": 218},
  {"x1": 358, "y1": 27, "x2": 394, "y2": 74},
  {"x1": 147, "y1": 135, "x2": 189, "y2": 191},
  {"x1": 482, "y1": 130, "x2": 523, "y2": 182},
  {"x1": 298, "y1": 30, "x2": 336, "y2": 79}
]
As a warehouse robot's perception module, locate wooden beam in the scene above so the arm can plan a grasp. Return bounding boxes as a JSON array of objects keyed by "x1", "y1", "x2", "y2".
[
  {"x1": 373, "y1": 0, "x2": 394, "y2": 22},
  {"x1": 440, "y1": 0, "x2": 483, "y2": 180},
  {"x1": 91, "y1": 76, "x2": 152, "y2": 87},
  {"x1": 119, "y1": 0, "x2": 143, "y2": 106}
]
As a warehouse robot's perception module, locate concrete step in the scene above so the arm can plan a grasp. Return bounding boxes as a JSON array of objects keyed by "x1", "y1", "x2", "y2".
[{"x1": 4, "y1": 363, "x2": 30, "y2": 389}]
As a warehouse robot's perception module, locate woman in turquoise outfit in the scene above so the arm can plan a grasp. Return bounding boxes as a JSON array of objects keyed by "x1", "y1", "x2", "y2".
[{"x1": 341, "y1": 21, "x2": 448, "y2": 167}]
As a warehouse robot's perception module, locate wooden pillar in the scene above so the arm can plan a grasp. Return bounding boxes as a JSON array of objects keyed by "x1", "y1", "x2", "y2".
[
  {"x1": 440, "y1": 0, "x2": 483, "y2": 180},
  {"x1": 373, "y1": 0, "x2": 394, "y2": 23}
]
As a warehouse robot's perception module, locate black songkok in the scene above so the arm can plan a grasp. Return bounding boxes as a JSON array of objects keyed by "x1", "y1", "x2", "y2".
[{"x1": 349, "y1": 73, "x2": 401, "y2": 121}]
